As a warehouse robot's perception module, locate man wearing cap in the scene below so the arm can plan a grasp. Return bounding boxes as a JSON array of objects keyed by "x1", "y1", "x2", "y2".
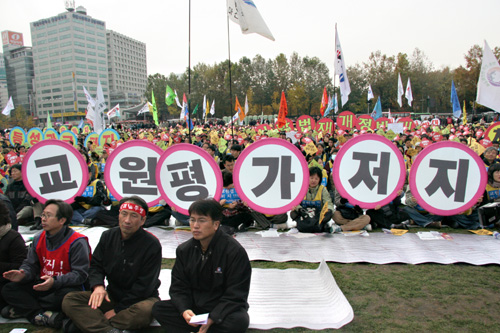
[{"x1": 62, "y1": 196, "x2": 162, "y2": 333}]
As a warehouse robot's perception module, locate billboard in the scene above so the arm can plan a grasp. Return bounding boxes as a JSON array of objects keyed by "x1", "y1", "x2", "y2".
[{"x1": 1, "y1": 31, "x2": 24, "y2": 46}]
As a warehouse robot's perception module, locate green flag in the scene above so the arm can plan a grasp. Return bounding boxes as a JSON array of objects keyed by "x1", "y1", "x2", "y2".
[
  {"x1": 152, "y1": 91, "x2": 159, "y2": 126},
  {"x1": 192, "y1": 104, "x2": 199, "y2": 115},
  {"x1": 47, "y1": 113, "x2": 53, "y2": 129},
  {"x1": 165, "y1": 85, "x2": 176, "y2": 106}
]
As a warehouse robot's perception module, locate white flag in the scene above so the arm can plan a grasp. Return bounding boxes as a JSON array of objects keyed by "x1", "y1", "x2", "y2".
[
  {"x1": 367, "y1": 85, "x2": 374, "y2": 100},
  {"x1": 93, "y1": 81, "x2": 106, "y2": 134},
  {"x1": 2, "y1": 96, "x2": 14, "y2": 116},
  {"x1": 83, "y1": 86, "x2": 95, "y2": 108},
  {"x1": 405, "y1": 78, "x2": 413, "y2": 107},
  {"x1": 334, "y1": 25, "x2": 351, "y2": 107},
  {"x1": 397, "y1": 73, "x2": 404, "y2": 107},
  {"x1": 174, "y1": 90, "x2": 182, "y2": 108},
  {"x1": 107, "y1": 104, "x2": 120, "y2": 119},
  {"x1": 477, "y1": 40, "x2": 500, "y2": 113},
  {"x1": 86, "y1": 103, "x2": 95, "y2": 123},
  {"x1": 137, "y1": 103, "x2": 150, "y2": 115},
  {"x1": 227, "y1": 0, "x2": 275, "y2": 41},
  {"x1": 210, "y1": 99, "x2": 215, "y2": 115},
  {"x1": 202, "y1": 95, "x2": 207, "y2": 120}
]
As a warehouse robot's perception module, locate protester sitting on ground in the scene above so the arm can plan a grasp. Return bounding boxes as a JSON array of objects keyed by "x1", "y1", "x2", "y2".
[
  {"x1": 290, "y1": 167, "x2": 333, "y2": 233},
  {"x1": 484, "y1": 163, "x2": 500, "y2": 204},
  {"x1": 62, "y1": 196, "x2": 162, "y2": 332},
  {"x1": 398, "y1": 186, "x2": 443, "y2": 229},
  {"x1": 0, "y1": 199, "x2": 27, "y2": 310},
  {"x1": 4, "y1": 164, "x2": 43, "y2": 228},
  {"x1": 1, "y1": 199, "x2": 91, "y2": 329},
  {"x1": 443, "y1": 196, "x2": 482, "y2": 229},
  {"x1": 220, "y1": 170, "x2": 253, "y2": 232},
  {"x1": 0, "y1": 193, "x2": 19, "y2": 231},
  {"x1": 71, "y1": 179, "x2": 108, "y2": 225},
  {"x1": 152, "y1": 198, "x2": 252, "y2": 333},
  {"x1": 331, "y1": 190, "x2": 371, "y2": 233},
  {"x1": 366, "y1": 189, "x2": 409, "y2": 229}
]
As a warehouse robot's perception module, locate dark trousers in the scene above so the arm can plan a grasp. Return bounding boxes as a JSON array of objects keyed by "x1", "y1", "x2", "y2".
[
  {"x1": 2, "y1": 280, "x2": 80, "y2": 319},
  {"x1": 62, "y1": 290, "x2": 158, "y2": 332},
  {"x1": 152, "y1": 300, "x2": 249, "y2": 333}
]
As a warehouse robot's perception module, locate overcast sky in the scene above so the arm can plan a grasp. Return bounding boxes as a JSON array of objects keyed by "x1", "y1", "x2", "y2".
[{"x1": 1, "y1": 0, "x2": 498, "y2": 79}]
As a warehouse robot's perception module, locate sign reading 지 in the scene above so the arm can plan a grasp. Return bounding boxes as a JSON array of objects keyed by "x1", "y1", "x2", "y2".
[
  {"x1": 233, "y1": 138, "x2": 309, "y2": 214},
  {"x1": 409, "y1": 141, "x2": 487, "y2": 216}
]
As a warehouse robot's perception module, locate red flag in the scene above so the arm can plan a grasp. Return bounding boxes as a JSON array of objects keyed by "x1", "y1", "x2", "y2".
[
  {"x1": 320, "y1": 86, "x2": 328, "y2": 116},
  {"x1": 277, "y1": 91, "x2": 288, "y2": 128}
]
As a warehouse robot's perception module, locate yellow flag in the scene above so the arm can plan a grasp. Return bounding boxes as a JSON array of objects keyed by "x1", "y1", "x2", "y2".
[{"x1": 462, "y1": 100, "x2": 467, "y2": 125}]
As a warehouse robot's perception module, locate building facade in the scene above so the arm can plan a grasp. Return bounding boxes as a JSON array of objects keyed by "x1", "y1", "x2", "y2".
[
  {"x1": 30, "y1": 6, "x2": 109, "y2": 125},
  {"x1": 107, "y1": 30, "x2": 147, "y2": 119},
  {"x1": 0, "y1": 54, "x2": 8, "y2": 110},
  {"x1": 1, "y1": 31, "x2": 35, "y2": 117}
]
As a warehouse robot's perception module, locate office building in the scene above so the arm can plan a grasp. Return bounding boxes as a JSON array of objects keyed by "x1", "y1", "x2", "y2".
[
  {"x1": 30, "y1": 6, "x2": 108, "y2": 124},
  {"x1": 107, "y1": 30, "x2": 147, "y2": 117},
  {"x1": 1, "y1": 31, "x2": 35, "y2": 116}
]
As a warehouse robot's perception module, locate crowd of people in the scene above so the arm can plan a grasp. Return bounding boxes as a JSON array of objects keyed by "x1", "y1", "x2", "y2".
[{"x1": 0, "y1": 114, "x2": 500, "y2": 331}]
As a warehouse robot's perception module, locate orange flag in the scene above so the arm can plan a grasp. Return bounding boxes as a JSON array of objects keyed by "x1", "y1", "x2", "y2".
[
  {"x1": 277, "y1": 91, "x2": 288, "y2": 128},
  {"x1": 320, "y1": 86, "x2": 328, "y2": 116},
  {"x1": 235, "y1": 96, "x2": 245, "y2": 122}
]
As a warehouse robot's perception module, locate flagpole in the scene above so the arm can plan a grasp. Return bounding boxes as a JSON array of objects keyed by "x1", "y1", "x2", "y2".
[
  {"x1": 188, "y1": 0, "x2": 192, "y2": 140},
  {"x1": 227, "y1": 11, "x2": 234, "y2": 140}
]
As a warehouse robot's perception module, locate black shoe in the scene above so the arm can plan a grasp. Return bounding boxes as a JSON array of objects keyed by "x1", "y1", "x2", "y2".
[
  {"x1": 30, "y1": 217, "x2": 42, "y2": 230},
  {"x1": 1, "y1": 305, "x2": 24, "y2": 319},
  {"x1": 391, "y1": 223, "x2": 408, "y2": 230},
  {"x1": 32, "y1": 310, "x2": 64, "y2": 328}
]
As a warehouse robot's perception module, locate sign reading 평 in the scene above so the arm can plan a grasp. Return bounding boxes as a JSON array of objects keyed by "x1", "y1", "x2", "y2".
[{"x1": 156, "y1": 143, "x2": 223, "y2": 215}]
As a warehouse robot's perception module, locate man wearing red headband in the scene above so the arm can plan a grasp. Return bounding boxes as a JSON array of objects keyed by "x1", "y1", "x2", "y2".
[{"x1": 62, "y1": 196, "x2": 162, "y2": 333}]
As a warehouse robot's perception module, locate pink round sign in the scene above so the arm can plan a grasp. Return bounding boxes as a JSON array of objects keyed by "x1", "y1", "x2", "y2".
[
  {"x1": 104, "y1": 140, "x2": 163, "y2": 207},
  {"x1": 409, "y1": 141, "x2": 487, "y2": 216},
  {"x1": 22, "y1": 140, "x2": 88, "y2": 204},
  {"x1": 332, "y1": 134, "x2": 406, "y2": 209},
  {"x1": 156, "y1": 143, "x2": 223, "y2": 215},
  {"x1": 233, "y1": 138, "x2": 309, "y2": 215}
]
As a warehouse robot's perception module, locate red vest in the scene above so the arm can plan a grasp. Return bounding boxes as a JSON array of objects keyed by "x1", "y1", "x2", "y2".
[{"x1": 35, "y1": 230, "x2": 90, "y2": 277}]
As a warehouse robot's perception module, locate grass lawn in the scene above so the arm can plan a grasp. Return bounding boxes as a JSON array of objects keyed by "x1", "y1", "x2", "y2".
[{"x1": 2, "y1": 229, "x2": 500, "y2": 332}]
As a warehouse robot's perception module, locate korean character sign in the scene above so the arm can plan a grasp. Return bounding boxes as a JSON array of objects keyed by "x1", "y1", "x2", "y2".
[
  {"x1": 233, "y1": 138, "x2": 309, "y2": 214},
  {"x1": 332, "y1": 134, "x2": 406, "y2": 209},
  {"x1": 21, "y1": 140, "x2": 88, "y2": 204},
  {"x1": 156, "y1": 144, "x2": 223, "y2": 215},
  {"x1": 60, "y1": 130, "x2": 78, "y2": 148},
  {"x1": 27, "y1": 127, "x2": 43, "y2": 147},
  {"x1": 9, "y1": 127, "x2": 27, "y2": 147},
  {"x1": 43, "y1": 128, "x2": 60, "y2": 140},
  {"x1": 409, "y1": 141, "x2": 487, "y2": 216},
  {"x1": 104, "y1": 141, "x2": 163, "y2": 207}
]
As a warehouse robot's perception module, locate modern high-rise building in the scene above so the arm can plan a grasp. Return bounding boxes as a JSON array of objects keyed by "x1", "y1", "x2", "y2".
[
  {"x1": 30, "y1": 5, "x2": 109, "y2": 124},
  {"x1": 1, "y1": 31, "x2": 35, "y2": 117},
  {"x1": 107, "y1": 30, "x2": 147, "y2": 115},
  {"x1": 0, "y1": 54, "x2": 8, "y2": 110}
]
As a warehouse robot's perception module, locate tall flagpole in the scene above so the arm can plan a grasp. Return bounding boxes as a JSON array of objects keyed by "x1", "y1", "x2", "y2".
[
  {"x1": 188, "y1": 0, "x2": 192, "y2": 140},
  {"x1": 227, "y1": 10, "x2": 234, "y2": 140}
]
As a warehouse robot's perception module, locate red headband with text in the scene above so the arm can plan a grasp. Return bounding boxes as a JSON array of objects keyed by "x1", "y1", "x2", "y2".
[{"x1": 120, "y1": 202, "x2": 146, "y2": 217}]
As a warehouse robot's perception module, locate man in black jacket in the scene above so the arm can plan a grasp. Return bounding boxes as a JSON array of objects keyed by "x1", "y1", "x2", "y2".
[
  {"x1": 62, "y1": 196, "x2": 162, "y2": 333},
  {"x1": 152, "y1": 198, "x2": 252, "y2": 333}
]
